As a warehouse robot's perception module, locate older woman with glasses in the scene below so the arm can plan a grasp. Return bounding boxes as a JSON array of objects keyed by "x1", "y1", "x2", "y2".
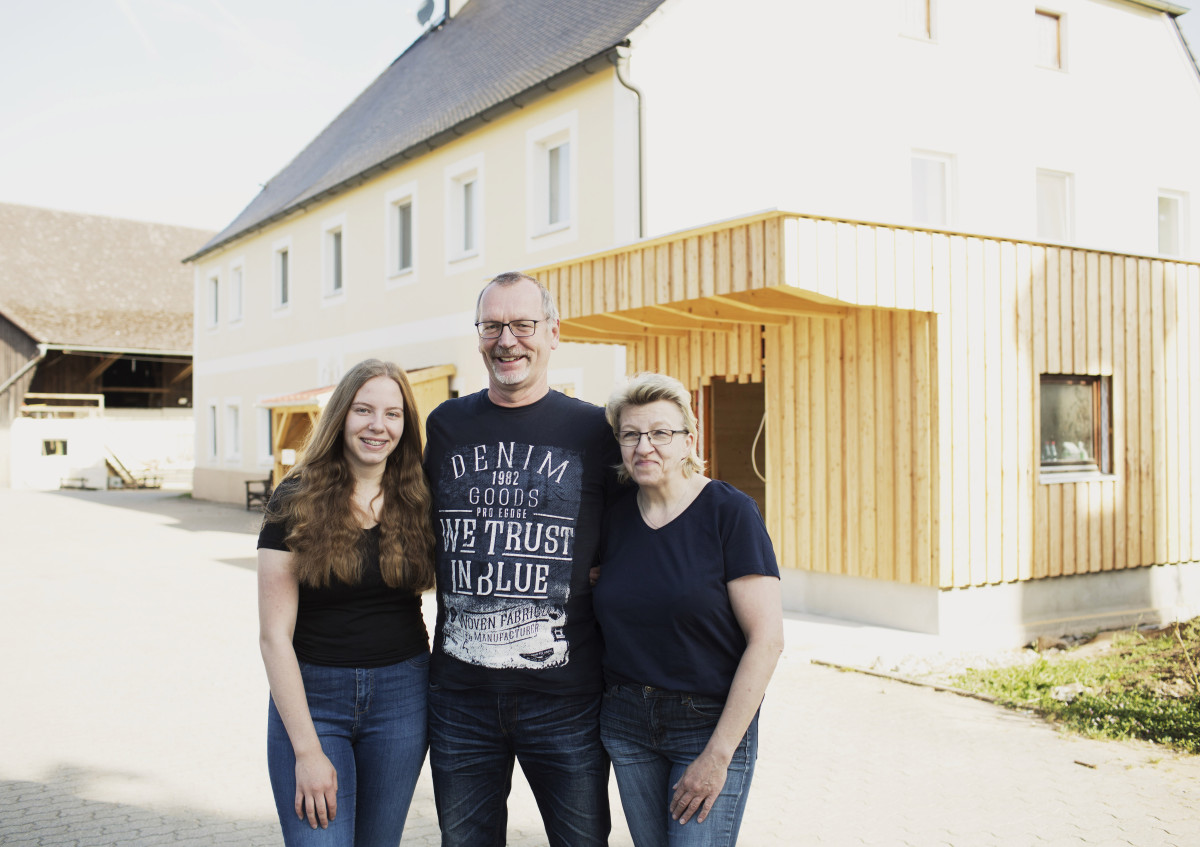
[{"x1": 593, "y1": 372, "x2": 784, "y2": 847}]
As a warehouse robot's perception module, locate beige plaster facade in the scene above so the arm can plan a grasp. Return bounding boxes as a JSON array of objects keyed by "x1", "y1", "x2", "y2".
[{"x1": 191, "y1": 73, "x2": 636, "y2": 503}]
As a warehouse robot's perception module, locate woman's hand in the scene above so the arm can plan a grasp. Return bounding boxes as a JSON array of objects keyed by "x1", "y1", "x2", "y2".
[
  {"x1": 671, "y1": 749, "x2": 729, "y2": 824},
  {"x1": 294, "y1": 749, "x2": 338, "y2": 829}
]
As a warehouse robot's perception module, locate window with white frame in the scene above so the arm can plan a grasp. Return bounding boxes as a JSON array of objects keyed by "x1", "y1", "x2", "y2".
[
  {"x1": 1035, "y1": 10, "x2": 1064, "y2": 69},
  {"x1": 273, "y1": 238, "x2": 292, "y2": 310},
  {"x1": 526, "y1": 112, "x2": 578, "y2": 245},
  {"x1": 1036, "y1": 169, "x2": 1073, "y2": 242},
  {"x1": 900, "y1": 0, "x2": 933, "y2": 40},
  {"x1": 385, "y1": 182, "x2": 417, "y2": 281},
  {"x1": 461, "y1": 179, "x2": 477, "y2": 252},
  {"x1": 206, "y1": 273, "x2": 220, "y2": 328},
  {"x1": 547, "y1": 142, "x2": 569, "y2": 225},
  {"x1": 445, "y1": 154, "x2": 484, "y2": 266},
  {"x1": 225, "y1": 401, "x2": 241, "y2": 462},
  {"x1": 229, "y1": 262, "x2": 244, "y2": 323},
  {"x1": 911, "y1": 151, "x2": 953, "y2": 227},
  {"x1": 1158, "y1": 191, "x2": 1187, "y2": 257},
  {"x1": 257, "y1": 407, "x2": 274, "y2": 467},
  {"x1": 206, "y1": 403, "x2": 219, "y2": 461},
  {"x1": 322, "y1": 216, "x2": 346, "y2": 300}
]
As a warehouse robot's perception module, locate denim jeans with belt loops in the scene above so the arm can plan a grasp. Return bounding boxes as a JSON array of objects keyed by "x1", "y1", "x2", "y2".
[
  {"x1": 266, "y1": 653, "x2": 429, "y2": 847},
  {"x1": 600, "y1": 684, "x2": 759, "y2": 847},
  {"x1": 427, "y1": 683, "x2": 611, "y2": 847}
]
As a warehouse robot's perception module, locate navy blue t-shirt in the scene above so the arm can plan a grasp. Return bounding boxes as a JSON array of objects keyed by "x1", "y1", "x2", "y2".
[
  {"x1": 423, "y1": 389, "x2": 622, "y2": 694},
  {"x1": 593, "y1": 480, "x2": 780, "y2": 698}
]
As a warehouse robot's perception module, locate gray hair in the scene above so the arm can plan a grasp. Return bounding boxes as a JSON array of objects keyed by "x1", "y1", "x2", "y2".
[{"x1": 474, "y1": 271, "x2": 560, "y2": 324}]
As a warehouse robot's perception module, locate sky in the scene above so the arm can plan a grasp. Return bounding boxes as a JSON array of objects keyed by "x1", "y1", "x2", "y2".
[
  {"x1": 2, "y1": 1, "x2": 1200, "y2": 234},
  {"x1": 0, "y1": 0, "x2": 438, "y2": 232}
]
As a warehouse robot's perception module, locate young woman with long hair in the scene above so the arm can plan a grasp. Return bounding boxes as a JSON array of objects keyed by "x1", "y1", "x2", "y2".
[{"x1": 257, "y1": 358, "x2": 436, "y2": 846}]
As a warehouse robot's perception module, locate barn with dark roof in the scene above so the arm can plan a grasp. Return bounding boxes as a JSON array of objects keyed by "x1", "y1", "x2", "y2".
[{"x1": 0, "y1": 202, "x2": 212, "y2": 487}]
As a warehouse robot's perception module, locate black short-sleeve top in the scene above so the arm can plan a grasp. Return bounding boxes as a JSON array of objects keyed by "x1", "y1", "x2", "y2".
[{"x1": 257, "y1": 483, "x2": 428, "y2": 668}]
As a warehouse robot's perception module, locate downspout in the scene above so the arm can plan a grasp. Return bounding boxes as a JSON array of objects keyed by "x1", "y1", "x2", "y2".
[
  {"x1": 612, "y1": 44, "x2": 645, "y2": 239},
  {"x1": 0, "y1": 343, "x2": 48, "y2": 399}
]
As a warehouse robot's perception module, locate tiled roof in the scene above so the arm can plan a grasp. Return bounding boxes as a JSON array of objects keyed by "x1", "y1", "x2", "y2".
[
  {"x1": 0, "y1": 203, "x2": 213, "y2": 350},
  {"x1": 260, "y1": 385, "x2": 337, "y2": 408},
  {"x1": 188, "y1": 0, "x2": 668, "y2": 261}
]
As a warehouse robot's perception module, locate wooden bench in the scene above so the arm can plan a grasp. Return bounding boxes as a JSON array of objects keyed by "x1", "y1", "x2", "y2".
[
  {"x1": 134, "y1": 474, "x2": 163, "y2": 489},
  {"x1": 245, "y1": 477, "x2": 273, "y2": 510}
]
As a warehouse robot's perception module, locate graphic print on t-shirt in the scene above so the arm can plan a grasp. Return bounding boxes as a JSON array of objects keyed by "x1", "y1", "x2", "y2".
[{"x1": 434, "y1": 440, "x2": 582, "y2": 669}]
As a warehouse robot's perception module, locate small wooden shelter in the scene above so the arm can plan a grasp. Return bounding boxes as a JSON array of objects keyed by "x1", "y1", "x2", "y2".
[
  {"x1": 529, "y1": 210, "x2": 1200, "y2": 639},
  {"x1": 259, "y1": 364, "x2": 456, "y2": 486}
]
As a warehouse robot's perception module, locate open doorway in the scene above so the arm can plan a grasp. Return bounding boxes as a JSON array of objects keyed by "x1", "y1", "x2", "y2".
[{"x1": 699, "y1": 378, "x2": 766, "y2": 516}]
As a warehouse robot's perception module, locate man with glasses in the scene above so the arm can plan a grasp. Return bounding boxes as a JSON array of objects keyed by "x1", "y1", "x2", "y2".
[{"x1": 422, "y1": 271, "x2": 622, "y2": 846}]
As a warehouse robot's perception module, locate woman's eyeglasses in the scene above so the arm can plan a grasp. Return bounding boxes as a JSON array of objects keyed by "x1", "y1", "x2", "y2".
[{"x1": 617, "y1": 429, "x2": 688, "y2": 447}]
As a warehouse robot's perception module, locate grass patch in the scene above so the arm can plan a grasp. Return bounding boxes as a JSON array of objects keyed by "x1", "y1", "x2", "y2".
[{"x1": 950, "y1": 618, "x2": 1200, "y2": 754}]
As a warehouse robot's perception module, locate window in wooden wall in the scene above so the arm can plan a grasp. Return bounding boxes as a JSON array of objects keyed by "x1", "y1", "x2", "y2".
[{"x1": 1040, "y1": 374, "x2": 1111, "y2": 476}]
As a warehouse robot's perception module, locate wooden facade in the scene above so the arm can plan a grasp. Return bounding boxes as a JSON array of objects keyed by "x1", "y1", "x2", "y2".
[
  {"x1": 27, "y1": 352, "x2": 192, "y2": 410},
  {"x1": 530, "y1": 212, "x2": 1200, "y2": 591},
  {"x1": 0, "y1": 314, "x2": 38, "y2": 427}
]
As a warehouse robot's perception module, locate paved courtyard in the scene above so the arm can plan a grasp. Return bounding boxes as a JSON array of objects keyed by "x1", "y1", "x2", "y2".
[{"x1": 2, "y1": 487, "x2": 1199, "y2": 846}]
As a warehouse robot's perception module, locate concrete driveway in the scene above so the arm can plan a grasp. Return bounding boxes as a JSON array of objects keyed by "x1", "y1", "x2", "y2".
[{"x1": 2, "y1": 488, "x2": 1198, "y2": 846}]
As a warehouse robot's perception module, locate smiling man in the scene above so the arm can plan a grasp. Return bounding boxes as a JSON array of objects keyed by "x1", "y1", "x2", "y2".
[{"x1": 421, "y1": 271, "x2": 623, "y2": 847}]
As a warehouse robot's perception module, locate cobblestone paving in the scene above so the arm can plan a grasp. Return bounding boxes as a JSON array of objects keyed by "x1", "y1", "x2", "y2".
[{"x1": 3, "y1": 488, "x2": 1198, "y2": 846}]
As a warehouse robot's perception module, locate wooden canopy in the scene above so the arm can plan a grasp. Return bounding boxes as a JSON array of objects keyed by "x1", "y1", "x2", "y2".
[{"x1": 528, "y1": 210, "x2": 1200, "y2": 596}]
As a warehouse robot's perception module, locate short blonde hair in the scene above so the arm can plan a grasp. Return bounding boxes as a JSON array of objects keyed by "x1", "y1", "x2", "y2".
[{"x1": 605, "y1": 372, "x2": 705, "y2": 483}]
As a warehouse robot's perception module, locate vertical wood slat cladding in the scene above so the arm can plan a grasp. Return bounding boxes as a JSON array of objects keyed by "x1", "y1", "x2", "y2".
[
  {"x1": 629, "y1": 311, "x2": 937, "y2": 587},
  {"x1": 0, "y1": 315, "x2": 40, "y2": 426},
  {"x1": 534, "y1": 212, "x2": 1200, "y2": 588}
]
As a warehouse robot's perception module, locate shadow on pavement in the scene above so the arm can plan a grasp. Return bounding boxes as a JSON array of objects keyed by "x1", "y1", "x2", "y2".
[
  {"x1": 45, "y1": 489, "x2": 264, "y2": 537},
  {"x1": 0, "y1": 765, "x2": 280, "y2": 847}
]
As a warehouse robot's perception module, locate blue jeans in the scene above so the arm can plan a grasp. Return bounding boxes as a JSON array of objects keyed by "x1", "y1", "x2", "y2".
[
  {"x1": 266, "y1": 653, "x2": 429, "y2": 847},
  {"x1": 427, "y1": 684, "x2": 611, "y2": 846},
  {"x1": 600, "y1": 685, "x2": 758, "y2": 847}
]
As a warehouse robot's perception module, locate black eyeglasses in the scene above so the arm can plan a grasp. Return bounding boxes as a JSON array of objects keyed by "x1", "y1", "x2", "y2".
[
  {"x1": 475, "y1": 320, "x2": 542, "y2": 339},
  {"x1": 617, "y1": 429, "x2": 688, "y2": 447}
]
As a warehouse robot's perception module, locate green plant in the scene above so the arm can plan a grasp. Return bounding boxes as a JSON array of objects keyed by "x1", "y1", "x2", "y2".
[{"x1": 951, "y1": 618, "x2": 1200, "y2": 754}]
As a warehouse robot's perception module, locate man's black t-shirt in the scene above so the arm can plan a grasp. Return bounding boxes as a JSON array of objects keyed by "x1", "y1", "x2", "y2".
[{"x1": 423, "y1": 389, "x2": 621, "y2": 694}]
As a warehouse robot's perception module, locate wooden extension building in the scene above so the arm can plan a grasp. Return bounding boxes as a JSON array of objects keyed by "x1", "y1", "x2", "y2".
[{"x1": 531, "y1": 210, "x2": 1200, "y2": 643}]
